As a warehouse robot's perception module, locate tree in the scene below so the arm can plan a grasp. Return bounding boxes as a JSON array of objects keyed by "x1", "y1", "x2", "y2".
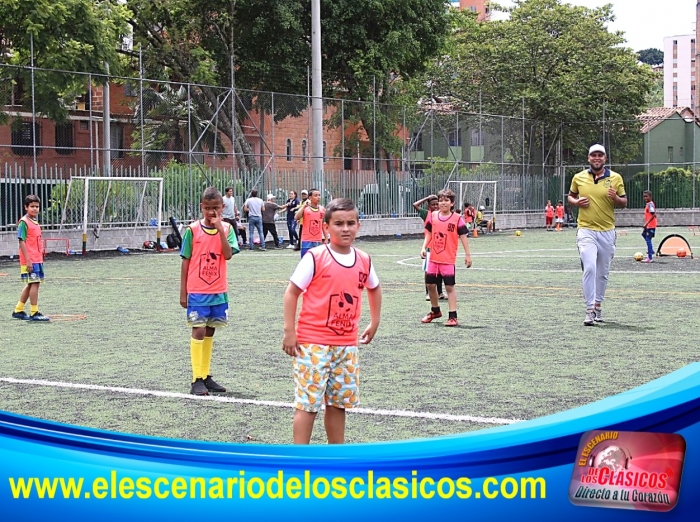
[
  {"x1": 0, "y1": 0, "x2": 130, "y2": 123},
  {"x1": 125, "y1": 0, "x2": 449, "y2": 171},
  {"x1": 637, "y1": 48, "x2": 664, "y2": 66},
  {"x1": 427, "y1": 0, "x2": 656, "y2": 164}
]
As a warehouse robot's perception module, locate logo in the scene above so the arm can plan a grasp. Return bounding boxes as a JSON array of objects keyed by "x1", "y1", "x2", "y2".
[
  {"x1": 198, "y1": 251, "x2": 220, "y2": 285},
  {"x1": 569, "y1": 430, "x2": 685, "y2": 512},
  {"x1": 326, "y1": 291, "x2": 359, "y2": 335},
  {"x1": 358, "y1": 271, "x2": 368, "y2": 289}
]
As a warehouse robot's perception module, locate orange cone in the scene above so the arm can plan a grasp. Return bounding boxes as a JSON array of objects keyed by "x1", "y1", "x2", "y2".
[
  {"x1": 472, "y1": 228, "x2": 478, "y2": 238},
  {"x1": 556, "y1": 222, "x2": 561, "y2": 231}
]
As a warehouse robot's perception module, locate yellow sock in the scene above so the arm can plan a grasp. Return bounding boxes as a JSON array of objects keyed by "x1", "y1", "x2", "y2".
[
  {"x1": 201, "y1": 337, "x2": 214, "y2": 378},
  {"x1": 14, "y1": 301, "x2": 26, "y2": 314},
  {"x1": 190, "y1": 338, "x2": 204, "y2": 382},
  {"x1": 30, "y1": 304, "x2": 39, "y2": 315}
]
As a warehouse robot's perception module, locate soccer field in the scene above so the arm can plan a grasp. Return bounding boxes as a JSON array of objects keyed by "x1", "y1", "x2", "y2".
[{"x1": 1, "y1": 226, "x2": 699, "y2": 444}]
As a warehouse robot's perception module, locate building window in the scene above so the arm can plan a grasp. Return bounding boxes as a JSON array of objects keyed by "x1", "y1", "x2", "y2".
[
  {"x1": 448, "y1": 128, "x2": 462, "y2": 146},
  {"x1": 344, "y1": 156, "x2": 353, "y2": 170},
  {"x1": 471, "y1": 129, "x2": 484, "y2": 146},
  {"x1": 111, "y1": 124, "x2": 124, "y2": 159},
  {"x1": 322, "y1": 140, "x2": 327, "y2": 162},
  {"x1": 668, "y1": 146, "x2": 673, "y2": 163},
  {"x1": 286, "y1": 139, "x2": 292, "y2": 161},
  {"x1": 412, "y1": 131, "x2": 423, "y2": 150},
  {"x1": 680, "y1": 147, "x2": 684, "y2": 158},
  {"x1": 11, "y1": 121, "x2": 41, "y2": 156},
  {"x1": 55, "y1": 122, "x2": 74, "y2": 155},
  {"x1": 5, "y1": 80, "x2": 24, "y2": 106},
  {"x1": 301, "y1": 139, "x2": 308, "y2": 161},
  {"x1": 79, "y1": 120, "x2": 89, "y2": 131}
]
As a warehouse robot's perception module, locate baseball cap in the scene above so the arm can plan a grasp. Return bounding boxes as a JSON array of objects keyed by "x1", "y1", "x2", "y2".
[
  {"x1": 479, "y1": 205, "x2": 485, "y2": 211},
  {"x1": 301, "y1": 189, "x2": 309, "y2": 195},
  {"x1": 267, "y1": 193, "x2": 275, "y2": 199},
  {"x1": 588, "y1": 144, "x2": 606, "y2": 155}
]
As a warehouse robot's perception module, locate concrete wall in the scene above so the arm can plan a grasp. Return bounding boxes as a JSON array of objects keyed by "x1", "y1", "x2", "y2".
[{"x1": 2, "y1": 209, "x2": 699, "y2": 257}]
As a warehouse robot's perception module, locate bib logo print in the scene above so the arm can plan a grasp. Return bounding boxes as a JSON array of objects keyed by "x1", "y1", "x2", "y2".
[
  {"x1": 326, "y1": 291, "x2": 359, "y2": 335},
  {"x1": 199, "y1": 251, "x2": 220, "y2": 285},
  {"x1": 308, "y1": 217, "x2": 322, "y2": 237},
  {"x1": 432, "y1": 231, "x2": 446, "y2": 254}
]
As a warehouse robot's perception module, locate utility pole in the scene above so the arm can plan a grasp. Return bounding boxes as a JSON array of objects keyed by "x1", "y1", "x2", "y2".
[{"x1": 311, "y1": 0, "x2": 324, "y2": 196}]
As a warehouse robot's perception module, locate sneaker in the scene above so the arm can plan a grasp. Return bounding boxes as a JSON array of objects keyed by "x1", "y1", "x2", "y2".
[
  {"x1": 190, "y1": 378, "x2": 209, "y2": 396},
  {"x1": 445, "y1": 317, "x2": 459, "y2": 327},
  {"x1": 260, "y1": 247, "x2": 267, "y2": 251},
  {"x1": 425, "y1": 294, "x2": 431, "y2": 301},
  {"x1": 286, "y1": 244, "x2": 295, "y2": 249},
  {"x1": 641, "y1": 258, "x2": 653, "y2": 263},
  {"x1": 593, "y1": 307, "x2": 604, "y2": 323},
  {"x1": 438, "y1": 292, "x2": 448, "y2": 300},
  {"x1": 203, "y1": 375, "x2": 226, "y2": 393},
  {"x1": 28, "y1": 312, "x2": 50, "y2": 322},
  {"x1": 12, "y1": 311, "x2": 29, "y2": 320},
  {"x1": 421, "y1": 311, "x2": 442, "y2": 323},
  {"x1": 584, "y1": 309, "x2": 595, "y2": 326}
]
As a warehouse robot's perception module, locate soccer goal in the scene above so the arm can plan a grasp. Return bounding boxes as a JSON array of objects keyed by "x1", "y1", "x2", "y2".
[
  {"x1": 447, "y1": 180, "x2": 498, "y2": 219},
  {"x1": 60, "y1": 176, "x2": 164, "y2": 253}
]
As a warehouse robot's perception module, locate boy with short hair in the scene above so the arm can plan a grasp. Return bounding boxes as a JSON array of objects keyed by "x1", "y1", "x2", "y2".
[
  {"x1": 413, "y1": 195, "x2": 445, "y2": 300},
  {"x1": 295, "y1": 188, "x2": 327, "y2": 258},
  {"x1": 545, "y1": 200, "x2": 555, "y2": 231},
  {"x1": 282, "y1": 198, "x2": 381, "y2": 444},
  {"x1": 180, "y1": 187, "x2": 239, "y2": 395},
  {"x1": 555, "y1": 200, "x2": 565, "y2": 231},
  {"x1": 12, "y1": 195, "x2": 50, "y2": 321},
  {"x1": 641, "y1": 190, "x2": 657, "y2": 263},
  {"x1": 420, "y1": 189, "x2": 472, "y2": 327}
]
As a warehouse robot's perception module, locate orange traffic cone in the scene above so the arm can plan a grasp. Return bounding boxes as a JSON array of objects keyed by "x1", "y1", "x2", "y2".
[
  {"x1": 556, "y1": 222, "x2": 561, "y2": 232},
  {"x1": 472, "y1": 227, "x2": 478, "y2": 238}
]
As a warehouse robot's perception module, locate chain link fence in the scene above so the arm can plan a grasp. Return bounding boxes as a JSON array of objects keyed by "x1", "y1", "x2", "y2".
[{"x1": 2, "y1": 63, "x2": 699, "y2": 229}]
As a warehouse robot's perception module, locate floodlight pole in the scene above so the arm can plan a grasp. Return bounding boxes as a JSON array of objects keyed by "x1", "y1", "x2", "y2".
[{"x1": 311, "y1": 0, "x2": 324, "y2": 196}]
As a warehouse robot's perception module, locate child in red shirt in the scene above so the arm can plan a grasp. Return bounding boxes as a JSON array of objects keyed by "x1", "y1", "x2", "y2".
[{"x1": 545, "y1": 200, "x2": 555, "y2": 231}]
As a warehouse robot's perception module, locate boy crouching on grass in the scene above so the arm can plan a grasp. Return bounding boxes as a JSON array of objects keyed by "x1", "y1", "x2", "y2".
[
  {"x1": 12, "y1": 195, "x2": 50, "y2": 322},
  {"x1": 282, "y1": 198, "x2": 382, "y2": 444},
  {"x1": 420, "y1": 188, "x2": 472, "y2": 327},
  {"x1": 180, "y1": 187, "x2": 239, "y2": 396}
]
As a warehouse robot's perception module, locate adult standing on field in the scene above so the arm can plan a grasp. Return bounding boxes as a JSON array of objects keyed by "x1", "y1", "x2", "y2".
[
  {"x1": 568, "y1": 144, "x2": 627, "y2": 326},
  {"x1": 243, "y1": 189, "x2": 266, "y2": 251}
]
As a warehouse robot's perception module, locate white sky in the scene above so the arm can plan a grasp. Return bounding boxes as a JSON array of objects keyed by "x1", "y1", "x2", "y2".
[{"x1": 492, "y1": 0, "x2": 696, "y2": 52}]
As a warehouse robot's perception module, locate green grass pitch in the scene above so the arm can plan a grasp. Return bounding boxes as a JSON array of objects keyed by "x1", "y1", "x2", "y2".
[{"x1": 1, "y1": 226, "x2": 699, "y2": 444}]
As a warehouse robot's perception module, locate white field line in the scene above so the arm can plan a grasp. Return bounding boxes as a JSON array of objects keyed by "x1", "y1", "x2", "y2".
[
  {"x1": 396, "y1": 256, "x2": 700, "y2": 275},
  {"x1": 0, "y1": 377, "x2": 520, "y2": 426}
]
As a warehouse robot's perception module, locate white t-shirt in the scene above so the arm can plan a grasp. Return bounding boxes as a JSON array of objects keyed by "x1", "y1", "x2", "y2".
[
  {"x1": 290, "y1": 246, "x2": 379, "y2": 291},
  {"x1": 222, "y1": 195, "x2": 236, "y2": 219}
]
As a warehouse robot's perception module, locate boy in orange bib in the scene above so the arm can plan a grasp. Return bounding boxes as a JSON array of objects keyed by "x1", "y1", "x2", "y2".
[
  {"x1": 282, "y1": 198, "x2": 382, "y2": 444},
  {"x1": 180, "y1": 187, "x2": 239, "y2": 395},
  {"x1": 420, "y1": 189, "x2": 472, "y2": 327},
  {"x1": 12, "y1": 195, "x2": 50, "y2": 321}
]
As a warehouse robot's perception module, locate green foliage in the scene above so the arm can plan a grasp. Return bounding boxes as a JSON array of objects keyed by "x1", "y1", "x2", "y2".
[
  {"x1": 627, "y1": 168, "x2": 697, "y2": 208},
  {"x1": 0, "y1": 0, "x2": 131, "y2": 122},
  {"x1": 427, "y1": 0, "x2": 655, "y2": 165},
  {"x1": 637, "y1": 48, "x2": 664, "y2": 66},
  {"x1": 413, "y1": 160, "x2": 501, "y2": 191}
]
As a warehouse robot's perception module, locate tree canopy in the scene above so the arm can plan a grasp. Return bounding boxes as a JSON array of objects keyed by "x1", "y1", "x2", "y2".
[
  {"x1": 125, "y1": 0, "x2": 450, "y2": 169},
  {"x1": 0, "y1": 0, "x2": 130, "y2": 121},
  {"x1": 425, "y1": 0, "x2": 656, "y2": 163},
  {"x1": 637, "y1": 48, "x2": 664, "y2": 66}
]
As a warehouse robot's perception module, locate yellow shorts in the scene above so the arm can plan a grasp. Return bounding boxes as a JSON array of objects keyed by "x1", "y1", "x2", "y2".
[{"x1": 293, "y1": 343, "x2": 359, "y2": 413}]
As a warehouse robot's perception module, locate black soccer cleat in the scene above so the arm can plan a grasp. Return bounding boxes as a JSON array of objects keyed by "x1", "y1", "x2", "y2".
[
  {"x1": 190, "y1": 378, "x2": 209, "y2": 396},
  {"x1": 203, "y1": 375, "x2": 226, "y2": 393}
]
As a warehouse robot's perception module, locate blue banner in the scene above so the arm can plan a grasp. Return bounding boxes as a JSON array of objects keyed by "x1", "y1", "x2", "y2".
[{"x1": 2, "y1": 363, "x2": 699, "y2": 520}]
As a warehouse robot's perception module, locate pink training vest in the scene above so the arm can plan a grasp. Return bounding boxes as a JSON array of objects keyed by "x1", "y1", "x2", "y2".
[
  {"x1": 19, "y1": 216, "x2": 43, "y2": 265},
  {"x1": 426, "y1": 211, "x2": 463, "y2": 265},
  {"x1": 297, "y1": 246, "x2": 372, "y2": 345},
  {"x1": 300, "y1": 206, "x2": 325, "y2": 242},
  {"x1": 186, "y1": 221, "x2": 231, "y2": 294}
]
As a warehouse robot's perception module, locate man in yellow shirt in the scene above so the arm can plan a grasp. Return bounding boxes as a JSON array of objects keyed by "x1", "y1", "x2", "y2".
[{"x1": 568, "y1": 144, "x2": 627, "y2": 326}]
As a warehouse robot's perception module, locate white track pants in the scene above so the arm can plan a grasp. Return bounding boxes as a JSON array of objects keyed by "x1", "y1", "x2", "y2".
[{"x1": 576, "y1": 228, "x2": 616, "y2": 309}]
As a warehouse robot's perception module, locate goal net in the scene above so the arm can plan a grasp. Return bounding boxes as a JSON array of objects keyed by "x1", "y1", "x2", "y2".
[
  {"x1": 60, "y1": 176, "x2": 164, "y2": 252},
  {"x1": 447, "y1": 180, "x2": 498, "y2": 221}
]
